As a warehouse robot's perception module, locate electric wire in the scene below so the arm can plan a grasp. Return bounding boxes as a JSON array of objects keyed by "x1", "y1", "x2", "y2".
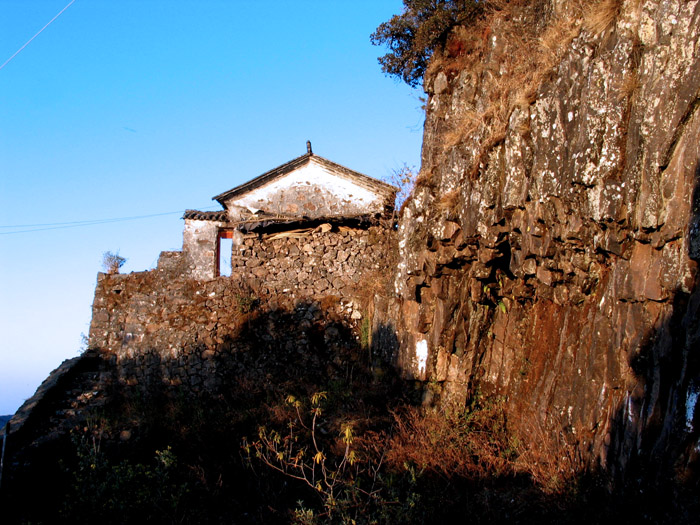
[
  {"x1": 0, "y1": 0, "x2": 77, "y2": 72},
  {"x1": 0, "y1": 207, "x2": 220, "y2": 235},
  {"x1": 0, "y1": 210, "x2": 187, "y2": 229}
]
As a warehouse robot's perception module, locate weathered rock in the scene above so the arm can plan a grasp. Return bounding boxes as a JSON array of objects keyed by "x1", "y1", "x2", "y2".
[{"x1": 393, "y1": 0, "x2": 700, "y2": 483}]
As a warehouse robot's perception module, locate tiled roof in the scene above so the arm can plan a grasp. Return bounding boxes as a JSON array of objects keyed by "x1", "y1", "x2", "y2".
[
  {"x1": 183, "y1": 209, "x2": 229, "y2": 221},
  {"x1": 181, "y1": 208, "x2": 392, "y2": 233}
]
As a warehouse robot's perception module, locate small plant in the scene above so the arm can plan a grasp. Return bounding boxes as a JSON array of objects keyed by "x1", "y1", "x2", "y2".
[
  {"x1": 245, "y1": 391, "x2": 370, "y2": 518},
  {"x1": 384, "y1": 163, "x2": 418, "y2": 212},
  {"x1": 102, "y1": 251, "x2": 126, "y2": 274},
  {"x1": 234, "y1": 291, "x2": 258, "y2": 314},
  {"x1": 360, "y1": 316, "x2": 372, "y2": 353},
  {"x1": 294, "y1": 503, "x2": 317, "y2": 524},
  {"x1": 78, "y1": 332, "x2": 90, "y2": 354}
]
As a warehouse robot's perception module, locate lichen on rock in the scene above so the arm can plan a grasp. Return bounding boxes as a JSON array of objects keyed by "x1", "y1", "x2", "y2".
[{"x1": 393, "y1": 0, "x2": 700, "y2": 482}]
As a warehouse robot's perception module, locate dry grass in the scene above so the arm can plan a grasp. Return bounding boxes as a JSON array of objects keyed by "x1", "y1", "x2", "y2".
[
  {"x1": 354, "y1": 268, "x2": 393, "y2": 312},
  {"x1": 539, "y1": 12, "x2": 583, "y2": 70},
  {"x1": 384, "y1": 403, "x2": 587, "y2": 494},
  {"x1": 583, "y1": 0, "x2": 623, "y2": 36},
  {"x1": 442, "y1": 111, "x2": 480, "y2": 151},
  {"x1": 385, "y1": 404, "x2": 517, "y2": 480},
  {"x1": 509, "y1": 412, "x2": 587, "y2": 493},
  {"x1": 515, "y1": 113, "x2": 532, "y2": 136},
  {"x1": 438, "y1": 190, "x2": 460, "y2": 213},
  {"x1": 414, "y1": 167, "x2": 436, "y2": 189},
  {"x1": 433, "y1": 0, "x2": 584, "y2": 164}
]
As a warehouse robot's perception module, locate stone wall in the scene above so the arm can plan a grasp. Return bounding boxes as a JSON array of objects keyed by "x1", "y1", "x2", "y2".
[
  {"x1": 179, "y1": 217, "x2": 394, "y2": 285},
  {"x1": 89, "y1": 224, "x2": 395, "y2": 389},
  {"x1": 231, "y1": 225, "x2": 393, "y2": 298}
]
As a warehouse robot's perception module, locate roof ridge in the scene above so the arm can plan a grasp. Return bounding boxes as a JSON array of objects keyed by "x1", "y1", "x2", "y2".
[
  {"x1": 212, "y1": 153, "x2": 312, "y2": 204},
  {"x1": 212, "y1": 151, "x2": 397, "y2": 205}
]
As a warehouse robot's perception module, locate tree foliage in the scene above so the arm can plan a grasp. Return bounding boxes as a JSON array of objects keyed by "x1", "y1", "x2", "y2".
[{"x1": 371, "y1": 0, "x2": 483, "y2": 87}]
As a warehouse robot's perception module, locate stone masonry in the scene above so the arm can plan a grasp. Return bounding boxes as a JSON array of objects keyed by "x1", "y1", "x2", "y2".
[{"x1": 89, "y1": 223, "x2": 395, "y2": 390}]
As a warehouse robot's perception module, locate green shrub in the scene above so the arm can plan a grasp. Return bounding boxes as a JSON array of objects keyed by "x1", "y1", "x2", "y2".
[
  {"x1": 64, "y1": 428, "x2": 190, "y2": 523},
  {"x1": 371, "y1": 0, "x2": 483, "y2": 87}
]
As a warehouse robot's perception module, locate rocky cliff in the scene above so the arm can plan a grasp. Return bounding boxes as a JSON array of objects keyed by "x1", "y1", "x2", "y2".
[{"x1": 393, "y1": 0, "x2": 700, "y2": 482}]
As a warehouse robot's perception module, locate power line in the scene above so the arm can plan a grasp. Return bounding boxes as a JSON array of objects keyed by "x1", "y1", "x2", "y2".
[
  {"x1": 0, "y1": 207, "x2": 220, "y2": 235},
  {"x1": 0, "y1": 210, "x2": 185, "y2": 228},
  {"x1": 0, "y1": 0, "x2": 77, "y2": 72}
]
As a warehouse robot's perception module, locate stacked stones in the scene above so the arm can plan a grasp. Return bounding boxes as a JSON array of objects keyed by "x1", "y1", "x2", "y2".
[
  {"x1": 392, "y1": 0, "x2": 700, "y2": 481},
  {"x1": 231, "y1": 226, "x2": 393, "y2": 298},
  {"x1": 89, "y1": 225, "x2": 394, "y2": 392}
]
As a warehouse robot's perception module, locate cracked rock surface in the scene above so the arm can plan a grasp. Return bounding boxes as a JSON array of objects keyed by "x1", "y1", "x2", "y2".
[{"x1": 393, "y1": 0, "x2": 700, "y2": 479}]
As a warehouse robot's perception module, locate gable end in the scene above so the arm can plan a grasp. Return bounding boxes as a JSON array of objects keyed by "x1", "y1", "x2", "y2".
[{"x1": 213, "y1": 153, "x2": 396, "y2": 206}]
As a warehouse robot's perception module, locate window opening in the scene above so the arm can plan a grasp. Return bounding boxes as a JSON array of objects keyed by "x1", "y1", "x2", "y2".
[{"x1": 217, "y1": 229, "x2": 233, "y2": 277}]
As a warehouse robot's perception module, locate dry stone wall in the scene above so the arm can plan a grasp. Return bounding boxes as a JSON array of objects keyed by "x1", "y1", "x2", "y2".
[
  {"x1": 89, "y1": 225, "x2": 395, "y2": 390},
  {"x1": 231, "y1": 226, "x2": 393, "y2": 298}
]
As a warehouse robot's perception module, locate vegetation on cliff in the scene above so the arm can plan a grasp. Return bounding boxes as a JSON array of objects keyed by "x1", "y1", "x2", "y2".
[{"x1": 371, "y1": 0, "x2": 483, "y2": 87}]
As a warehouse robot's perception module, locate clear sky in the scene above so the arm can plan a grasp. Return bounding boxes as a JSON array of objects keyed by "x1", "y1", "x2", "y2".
[{"x1": 0, "y1": 0, "x2": 424, "y2": 415}]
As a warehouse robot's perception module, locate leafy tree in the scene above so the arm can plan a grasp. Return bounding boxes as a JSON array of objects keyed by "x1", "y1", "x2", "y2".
[{"x1": 371, "y1": 0, "x2": 483, "y2": 87}]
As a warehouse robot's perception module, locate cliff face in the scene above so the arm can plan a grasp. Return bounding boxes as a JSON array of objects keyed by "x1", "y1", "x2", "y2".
[{"x1": 394, "y1": 0, "x2": 700, "y2": 479}]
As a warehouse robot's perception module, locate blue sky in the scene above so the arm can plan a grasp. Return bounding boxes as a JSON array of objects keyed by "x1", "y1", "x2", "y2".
[{"x1": 0, "y1": 0, "x2": 423, "y2": 414}]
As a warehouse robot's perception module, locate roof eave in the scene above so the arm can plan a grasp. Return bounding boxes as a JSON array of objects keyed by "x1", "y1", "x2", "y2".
[
  {"x1": 212, "y1": 153, "x2": 399, "y2": 207},
  {"x1": 212, "y1": 152, "x2": 312, "y2": 206}
]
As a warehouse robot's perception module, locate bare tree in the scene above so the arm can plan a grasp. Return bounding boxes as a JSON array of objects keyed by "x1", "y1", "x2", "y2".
[{"x1": 102, "y1": 251, "x2": 126, "y2": 274}]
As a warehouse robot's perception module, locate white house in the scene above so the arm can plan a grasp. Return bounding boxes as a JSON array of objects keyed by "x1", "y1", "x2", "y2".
[{"x1": 171, "y1": 142, "x2": 397, "y2": 280}]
